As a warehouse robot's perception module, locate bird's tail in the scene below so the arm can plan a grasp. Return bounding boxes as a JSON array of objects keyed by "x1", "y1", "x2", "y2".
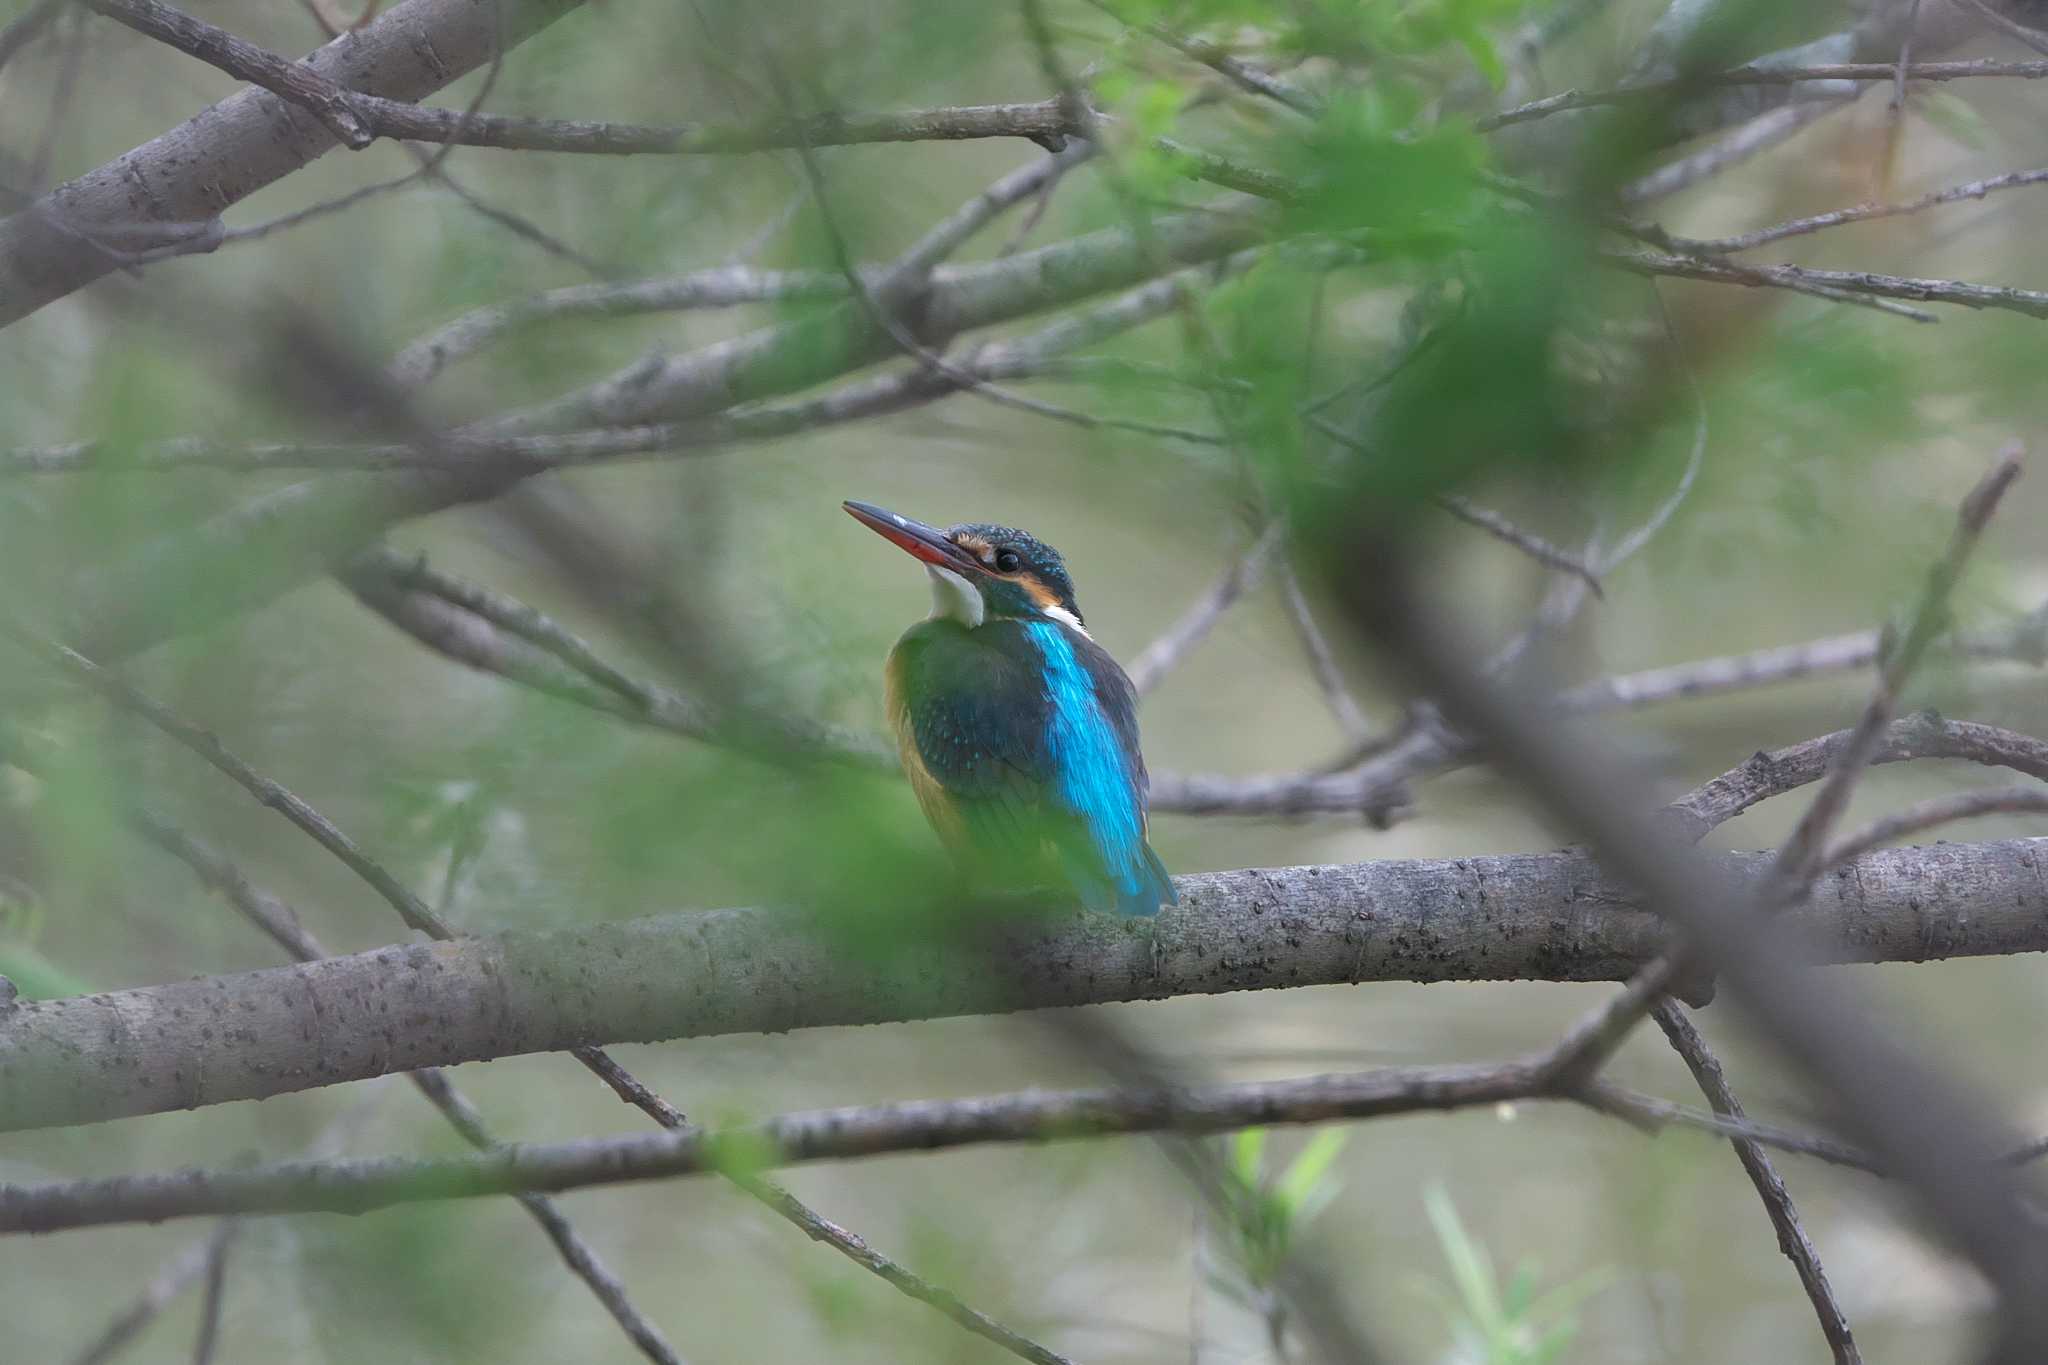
[
  {"x1": 1112, "y1": 841, "x2": 1177, "y2": 918},
  {"x1": 1060, "y1": 838, "x2": 1178, "y2": 918}
]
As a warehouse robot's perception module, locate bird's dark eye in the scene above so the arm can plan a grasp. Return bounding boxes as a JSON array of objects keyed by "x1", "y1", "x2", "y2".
[{"x1": 995, "y1": 549, "x2": 1021, "y2": 573}]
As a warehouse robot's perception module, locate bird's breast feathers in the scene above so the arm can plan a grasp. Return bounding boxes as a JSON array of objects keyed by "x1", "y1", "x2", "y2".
[{"x1": 885, "y1": 617, "x2": 1167, "y2": 913}]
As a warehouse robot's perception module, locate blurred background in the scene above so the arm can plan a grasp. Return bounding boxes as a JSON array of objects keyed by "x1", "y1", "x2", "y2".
[{"x1": 2, "y1": 0, "x2": 2048, "y2": 1359}]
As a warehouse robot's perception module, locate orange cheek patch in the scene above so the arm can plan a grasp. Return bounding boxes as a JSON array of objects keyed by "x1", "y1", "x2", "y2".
[{"x1": 1020, "y1": 577, "x2": 1061, "y2": 609}]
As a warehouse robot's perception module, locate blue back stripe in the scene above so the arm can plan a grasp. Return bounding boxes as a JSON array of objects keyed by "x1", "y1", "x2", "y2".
[{"x1": 1025, "y1": 621, "x2": 1145, "y2": 893}]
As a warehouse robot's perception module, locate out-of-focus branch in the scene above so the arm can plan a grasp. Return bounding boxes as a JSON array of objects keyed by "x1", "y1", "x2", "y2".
[
  {"x1": 1480, "y1": 57, "x2": 2048, "y2": 132},
  {"x1": 1609, "y1": 250, "x2": 2048, "y2": 321},
  {"x1": 1667, "y1": 166, "x2": 2048, "y2": 253},
  {"x1": 388, "y1": 267, "x2": 848, "y2": 389},
  {"x1": 68, "y1": 1219, "x2": 242, "y2": 1365},
  {"x1": 1435, "y1": 496, "x2": 1606, "y2": 596},
  {"x1": 1957, "y1": 0, "x2": 2048, "y2": 57},
  {"x1": 1127, "y1": 522, "x2": 1284, "y2": 696},
  {"x1": 1623, "y1": 99, "x2": 1856, "y2": 203},
  {"x1": 0, "y1": 0, "x2": 65, "y2": 74}
]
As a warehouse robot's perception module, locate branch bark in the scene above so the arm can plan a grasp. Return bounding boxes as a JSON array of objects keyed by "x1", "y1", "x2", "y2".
[
  {"x1": 2, "y1": 834, "x2": 2046, "y2": 1132},
  {"x1": 0, "y1": 0, "x2": 585, "y2": 328}
]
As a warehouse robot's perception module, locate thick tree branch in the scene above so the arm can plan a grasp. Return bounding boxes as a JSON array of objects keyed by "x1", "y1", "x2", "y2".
[
  {"x1": 2, "y1": 832, "x2": 2046, "y2": 1131},
  {"x1": 0, "y1": 0, "x2": 585, "y2": 328}
]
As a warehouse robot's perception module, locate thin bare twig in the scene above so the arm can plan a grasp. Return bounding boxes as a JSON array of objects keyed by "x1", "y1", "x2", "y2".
[
  {"x1": 84, "y1": 0, "x2": 374, "y2": 147},
  {"x1": 1603, "y1": 250, "x2": 1944, "y2": 322},
  {"x1": 1653, "y1": 1003, "x2": 1862, "y2": 1365},
  {"x1": 1623, "y1": 98, "x2": 1854, "y2": 204},
  {"x1": 1819, "y1": 786, "x2": 2048, "y2": 872},
  {"x1": 1479, "y1": 58, "x2": 2048, "y2": 132},
  {"x1": 1275, "y1": 561, "x2": 1372, "y2": 741},
  {"x1": 1437, "y1": 495, "x2": 1606, "y2": 597},
  {"x1": 1668, "y1": 166, "x2": 2048, "y2": 253},
  {"x1": 0, "y1": 0, "x2": 65, "y2": 72},
  {"x1": 1127, "y1": 522, "x2": 1286, "y2": 696},
  {"x1": 1085, "y1": 0, "x2": 1321, "y2": 116},
  {"x1": 1957, "y1": 0, "x2": 2048, "y2": 57},
  {"x1": 26, "y1": 6, "x2": 87, "y2": 191},
  {"x1": 68, "y1": 1220, "x2": 241, "y2": 1365},
  {"x1": 188, "y1": 1218, "x2": 239, "y2": 1365},
  {"x1": 1771, "y1": 446, "x2": 2024, "y2": 892}
]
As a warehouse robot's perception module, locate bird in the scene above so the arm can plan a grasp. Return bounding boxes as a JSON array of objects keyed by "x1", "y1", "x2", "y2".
[{"x1": 844, "y1": 499, "x2": 1177, "y2": 918}]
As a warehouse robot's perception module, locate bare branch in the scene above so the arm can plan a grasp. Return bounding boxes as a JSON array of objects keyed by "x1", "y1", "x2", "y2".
[
  {"x1": 1622, "y1": 98, "x2": 1855, "y2": 204},
  {"x1": 1127, "y1": 522, "x2": 1285, "y2": 696},
  {"x1": 0, "y1": 0, "x2": 65, "y2": 73},
  {"x1": 0, "y1": 1061, "x2": 1688, "y2": 1232},
  {"x1": 0, "y1": 0, "x2": 584, "y2": 328},
  {"x1": 1275, "y1": 561, "x2": 1372, "y2": 742},
  {"x1": 1673, "y1": 168, "x2": 2048, "y2": 253},
  {"x1": 1652, "y1": 1003, "x2": 1862, "y2": 1365},
  {"x1": 69, "y1": 1219, "x2": 241, "y2": 1365},
  {"x1": 1771, "y1": 447, "x2": 2023, "y2": 890},
  {"x1": 389, "y1": 267, "x2": 847, "y2": 389},
  {"x1": 84, "y1": 0, "x2": 375, "y2": 148},
  {"x1": 6, "y1": 825, "x2": 2048, "y2": 1130},
  {"x1": 1957, "y1": 0, "x2": 2048, "y2": 57},
  {"x1": 1085, "y1": 0, "x2": 1321, "y2": 116},
  {"x1": 1480, "y1": 58, "x2": 2048, "y2": 132},
  {"x1": 1820, "y1": 787, "x2": 2048, "y2": 872},
  {"x1": 1602, "y1": 250, "x2": 1944, "y2": 322},
  {"x1": 1436, "y1": 496, "x2": 1606, "y2": 597},
  {"x1": 187, "y1": 1217, "x2": 239, "y2": 1365}
]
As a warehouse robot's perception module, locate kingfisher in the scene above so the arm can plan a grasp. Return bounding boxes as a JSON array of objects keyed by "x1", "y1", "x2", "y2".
[{"x1": 844, "y1": 500, "x2": 1176, "y2": 917}]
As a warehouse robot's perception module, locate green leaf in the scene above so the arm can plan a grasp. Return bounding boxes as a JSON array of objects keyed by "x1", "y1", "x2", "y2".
[
  {"x1": 1274, "y1": 1129, "x2": 1348, "y2": 1215},
  {"x1": 1231, "y1": 1127, "x2": 1269, "y2": 1186},
  {"x1": 1424, "y1": 1185, "x2": 1504, "y2": 1333}
]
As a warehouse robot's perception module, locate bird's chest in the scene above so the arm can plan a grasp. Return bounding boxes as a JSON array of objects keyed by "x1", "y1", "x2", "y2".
[{"x1": 885, "y1": 623, "x2": 1049, "y2": 793}]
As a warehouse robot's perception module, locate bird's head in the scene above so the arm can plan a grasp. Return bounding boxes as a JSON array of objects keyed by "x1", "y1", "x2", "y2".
[{"x1": 844, "y1": 500, "x2": 1084, "y2": 632}]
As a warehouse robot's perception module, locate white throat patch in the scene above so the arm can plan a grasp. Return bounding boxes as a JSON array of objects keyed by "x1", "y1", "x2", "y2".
[
  {"x1": 926, "y1": 565, "x2": 985, "y2": 627},
  {"x1": 1041, "y1": 602, "x2": 1091, "y2": 638}
]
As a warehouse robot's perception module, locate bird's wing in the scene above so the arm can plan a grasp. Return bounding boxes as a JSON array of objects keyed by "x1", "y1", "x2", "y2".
[
  {"x1": 889, "y1": 622, "x2": 1063, "y2": 879},
  {"x1": 1026, "y1": 620, "x2": 1173, "y2": 915}
]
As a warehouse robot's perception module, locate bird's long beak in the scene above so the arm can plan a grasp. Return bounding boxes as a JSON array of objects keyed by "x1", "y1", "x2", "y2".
[{"x1": 843, "y1": 501, "x2": 982, "y2": 575}]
